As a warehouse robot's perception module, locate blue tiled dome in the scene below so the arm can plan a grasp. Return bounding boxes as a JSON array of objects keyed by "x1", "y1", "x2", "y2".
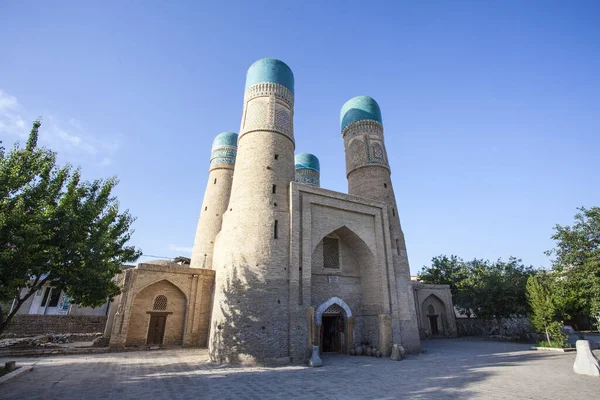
[
  {"x1": 340, "y1": 96, "x2": 382, "y2": 130},
  {"x1": 245, "y1": 58, "x2": 294, "y2": 94},
  {"x1": 212, "y1": 132, "x2": 238, "y2": 150},
  {"x1": 295, "y1": 152, "x2": 320, "y2": 172}
]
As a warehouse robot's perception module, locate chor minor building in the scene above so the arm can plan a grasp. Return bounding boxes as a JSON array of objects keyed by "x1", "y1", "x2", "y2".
[{"x1": 106, "y1": 58, "x2": 457, "y2": 364}]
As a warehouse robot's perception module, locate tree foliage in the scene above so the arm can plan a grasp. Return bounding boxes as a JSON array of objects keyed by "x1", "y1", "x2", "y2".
[
  {"x1": 0, "y1": 120, "x2": 141, "y2": 333},
  {"x1": 526, "y1": 274, "x2": 555, "y2": 343},
  {"x1": 546, "y1": 206, "x2": 600, "y2": 323},
  {"x1": 419, "y1": 255, "x2": 535, "y2": 324}
]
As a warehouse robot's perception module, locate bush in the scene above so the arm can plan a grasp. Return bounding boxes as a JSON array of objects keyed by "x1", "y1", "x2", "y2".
[{"x1": 537, "y1": 321, "x2": 569, "y2": 348}]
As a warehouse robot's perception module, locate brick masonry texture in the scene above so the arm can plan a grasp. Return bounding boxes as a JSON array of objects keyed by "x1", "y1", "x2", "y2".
[
  {"x1": 109, "y1": 263, "x2": 214, "y2": 348},
  {"x1": 3, "y1": 315, "x2": 107, "y2": 335},
  {"x1": 2, "y1": 339, "x2": 599, "y2": 400},
  {"x1": 343, "y1": 119, "x2": 421, "y2": 353},
  {"x1": 209, "y1": 81, "x2": 296, "y2": 364}
]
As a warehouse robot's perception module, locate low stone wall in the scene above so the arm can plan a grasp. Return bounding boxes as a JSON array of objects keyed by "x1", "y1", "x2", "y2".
[
  {"x1": 456, "y1": 317, "x2": 534, "y2": 338},
  {"x1": 3, "y1": 315, "x2": 107, "y2": 336}
]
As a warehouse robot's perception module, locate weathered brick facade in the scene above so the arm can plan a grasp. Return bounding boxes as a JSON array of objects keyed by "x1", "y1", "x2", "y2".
[{"x1": 108, "y1": 263, "x2": 214, "y2": 348}]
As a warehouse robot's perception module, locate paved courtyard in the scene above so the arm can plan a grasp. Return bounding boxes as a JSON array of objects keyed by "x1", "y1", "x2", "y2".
[{"x1": 1, "y1": 339, "x2": 598, "y2": 399}]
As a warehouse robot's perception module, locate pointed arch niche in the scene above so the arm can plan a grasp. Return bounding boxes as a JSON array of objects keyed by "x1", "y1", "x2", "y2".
[
  {"x1": 310, "y1": 225, "x2": 386, "y2": 353},
  {"x1": 125, "y1": 280, "x2": 187, "y2": 346},
  {"x1": 421, "y1": 294, "x2": 447, "y2": 337}
]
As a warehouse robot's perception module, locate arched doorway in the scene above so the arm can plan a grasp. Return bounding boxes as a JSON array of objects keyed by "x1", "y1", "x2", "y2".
[
  {"x1": 321, "y1": 303, "x2": 345, "y2": 352},
  {"x1": 126, "y1": 280, "x2": 187, "y2": 346},
  {"x1": 427, "y1": 304, "x2": 439, "y2": 335},
  {"x1": 421, "y1": 294, "x2": 447, "y2": 337},
  {"x1": 315, "y1": 297, "x2": 354, "y2": 354}
]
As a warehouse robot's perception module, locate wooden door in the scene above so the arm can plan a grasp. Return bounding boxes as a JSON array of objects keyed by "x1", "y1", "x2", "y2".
[
  {"x1": 147, "y1": 315, "x2": 166, "y2": 345},
  {"x1": 429, "y1": 315, "x2": 439, "y2": 335}
]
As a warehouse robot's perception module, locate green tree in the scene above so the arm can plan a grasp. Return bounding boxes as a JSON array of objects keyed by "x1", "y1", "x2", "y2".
[
  {"x1": 418, "y1": 255, "x2": 475, "y2": 317},
  {"x1": 0, "y1": 120, "x2": 141, "y2": 334},
  {"x1": 546, "y1": 206, "x2": 600, "y2": 327},
  {"x1": 466, "y1": 257, "x2": 535, "y2": 332},
  {"x1": 526, "y1": 274, "x2": 555, "y2": 343}
]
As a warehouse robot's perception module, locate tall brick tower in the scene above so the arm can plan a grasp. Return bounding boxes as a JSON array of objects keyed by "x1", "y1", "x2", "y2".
[
  {"x1": 209, "y1": 58, "x2": 295, "y2": 364},
  {"x1": 294, "y1": 152, "x2": 320, "y2": 187},
  {"x1": 190, "y1": 132, "x2": 238, "y2": 269},
  {"x1": 341, "y1": 96, "x2": 421, "y2": 353}
]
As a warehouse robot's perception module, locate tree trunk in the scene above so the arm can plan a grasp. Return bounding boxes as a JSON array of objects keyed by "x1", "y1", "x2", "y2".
[
  {"x1": 0, "y1": 279, "x2": 48, "y2": 335},
  {"x1": 496, "y1": 317, "x2": 504, "y2": 336},
  {"x1": 544, "y1": 326, "x2": 550, "y2": 343}
]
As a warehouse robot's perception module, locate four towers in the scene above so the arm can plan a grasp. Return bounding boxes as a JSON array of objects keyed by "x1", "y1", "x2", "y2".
[{"x1": 189, "y1": 58, "x2": 420, "y2": 363}]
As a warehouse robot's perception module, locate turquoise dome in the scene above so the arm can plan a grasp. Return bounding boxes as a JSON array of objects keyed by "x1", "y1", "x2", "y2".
[
  {"x1": 340, "y1": 96, "x2": 382, "y2": 130},
  {"x1": 295, "y1": 152, "x2": 320, "y2": 172},
  {"x1": 245, "y1": 58, "x2": 294, "y2": 94},
  {"x1": 212, "y1": 132, "x2": 238, "y2": 150}
]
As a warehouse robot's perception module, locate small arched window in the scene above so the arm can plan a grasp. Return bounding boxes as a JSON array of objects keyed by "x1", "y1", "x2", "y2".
[
  {"x1": 153, "y1": 295, "x2": 167, "y2": 311},
  {"x1": 428, "y1": 304, "x2": 435, "y2": 315}
]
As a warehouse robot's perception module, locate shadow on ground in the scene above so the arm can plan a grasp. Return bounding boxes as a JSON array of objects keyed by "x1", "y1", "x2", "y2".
[{"x1": 1, "y1": 339, "x2": 598, "y2": 399}]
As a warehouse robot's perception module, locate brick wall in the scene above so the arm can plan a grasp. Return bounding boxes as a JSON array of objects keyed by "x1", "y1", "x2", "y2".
[{"x1": 4, "y1": 315, "x2": 107, "y2": 335}]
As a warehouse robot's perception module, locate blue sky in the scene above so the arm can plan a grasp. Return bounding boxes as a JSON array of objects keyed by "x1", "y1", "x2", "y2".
[{"x1": 1, "y1": 1, "x2": 598, "y2": 274}]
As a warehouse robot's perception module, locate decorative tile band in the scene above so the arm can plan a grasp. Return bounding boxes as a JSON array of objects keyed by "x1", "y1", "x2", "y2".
[
  {"x1": 295, "y1": 168, "x2": 320, "y2": 187},
  {"x1": 210, "y1": 145, "x2": 237, "y2": 169}
]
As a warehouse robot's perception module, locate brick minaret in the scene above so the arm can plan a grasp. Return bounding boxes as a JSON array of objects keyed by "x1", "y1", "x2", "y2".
[
  {"x1": 209, "y1": 58, "x2": 295, "y2": 364},
  {"x1": 341, "y1": 96, "x2": 421, "y2": 353},
  {"x1": 190, "y1": 132, "x2": 238, "y2": 269}
]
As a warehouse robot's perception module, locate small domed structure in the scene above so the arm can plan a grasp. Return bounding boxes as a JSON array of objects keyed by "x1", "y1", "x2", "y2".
[
  {"x1": 245, "y1": 58, "x2": 294, "y2": 94},
  {"x1": 210, "y1": 132, "x2": 238, "y2": 167},
  {"x1": 295, "y1": 152, "x2": 320, "y2": 187},
  {"x1": 340, "y1": 96, "x2": 382, "y2": 131}
]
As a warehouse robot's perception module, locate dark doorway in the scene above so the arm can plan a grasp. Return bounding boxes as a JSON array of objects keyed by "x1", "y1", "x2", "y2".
[
  {"x1": 322, "y1": 314, "x2": 344, "y2": 352},
  {"x1": 429, "y1": 315, "x2": 439, "y2": 335},
  {"x1": 147, "y1": 315, "x2": 166, "y2": 345}
]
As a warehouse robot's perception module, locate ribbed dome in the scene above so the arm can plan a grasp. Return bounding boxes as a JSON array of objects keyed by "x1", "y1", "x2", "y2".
[
  {"x1": 245, "y1": 58, "x2": 294, "y2": 94},
  {"x1": 295, "y1": 152, "x2": 320, "y2": 172},
  {"x1": 211, "y1": 132, "x2": 238, "y2": 150},
  {"x1": 340, "y1": 96, "x2": 382, "y2": 131}
]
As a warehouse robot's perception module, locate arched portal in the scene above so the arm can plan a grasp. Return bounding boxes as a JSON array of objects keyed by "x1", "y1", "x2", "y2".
[
  {"x1": 315, "y1": 297, "x2": 354, "y2": 354},
  {"x1": 126, "y1": 280, "x2": 187, "y2": 346},
  {"x1": 422, "y1": 294, "x2": 447, "y2": 337}
]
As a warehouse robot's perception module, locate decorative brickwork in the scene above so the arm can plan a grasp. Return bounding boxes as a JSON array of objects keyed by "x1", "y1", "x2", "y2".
[
  {"x1": 343, "y1": 120, "x2": 390, "y2": 176},
  {"x1": 322, "y1": 237, "x2": 340, "y2": 269},
  {"x1": 240, "y1": 82, "x2": 294, "y2": 142}
]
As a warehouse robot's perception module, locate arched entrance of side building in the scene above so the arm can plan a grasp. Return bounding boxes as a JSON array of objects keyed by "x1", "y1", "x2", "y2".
[
  {"x1": 125, "y1": 280, "x2": 187, "y2": 346},
  {"x1": 422, "y1": 294, "x2": 447, "y2": 337}
]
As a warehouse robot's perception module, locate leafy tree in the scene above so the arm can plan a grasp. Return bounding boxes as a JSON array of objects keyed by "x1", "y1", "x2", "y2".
[
  {"x1": 465, "y1": 257, "x2": 535, "y2": 331},
  {"x1": 0, "y1": 120, "x2": 141, "y2": 334},
  {"x1": 526, "y1": 274, "x2": 555, "y2": 343},
  {"x1": 418, "y1": 255, "x2": 475, "y2": 317},
  {"x1": 419, "y1": 255, "x2": 535, "y2": 326},
  {"x1": 546, "y1": 206, "x2": 600, "y2": 326}
]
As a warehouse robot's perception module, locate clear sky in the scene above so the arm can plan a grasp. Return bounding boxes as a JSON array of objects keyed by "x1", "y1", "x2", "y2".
[{"x1": 1, "y1": 1, "x2": 598, "y2": 274}]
